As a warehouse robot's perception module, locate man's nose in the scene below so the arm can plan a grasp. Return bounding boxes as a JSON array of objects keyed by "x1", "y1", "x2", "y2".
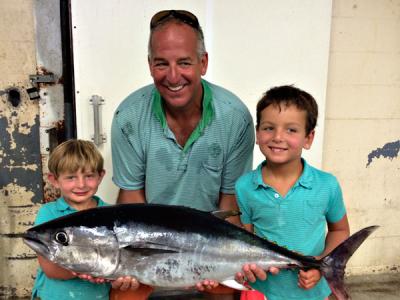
[{"x1": 166, "y1": 65, "x2": 179, "y2": 83}]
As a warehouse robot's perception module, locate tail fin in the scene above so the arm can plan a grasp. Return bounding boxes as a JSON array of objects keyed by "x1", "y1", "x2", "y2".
[{"x1": 321, "y1": 226, "x2": 379, "y2": 300}]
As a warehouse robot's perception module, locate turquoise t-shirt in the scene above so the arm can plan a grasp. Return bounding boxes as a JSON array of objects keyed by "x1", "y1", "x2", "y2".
[
  {"x1": 111, "y1": 79, "x2": 254, "y2": 211},
  {"x1": 236, "y1": 159, "x2": 346, "y2": 300},
  {"x1": 31, "y1": 196, "x2": 110, "y2": 300}
]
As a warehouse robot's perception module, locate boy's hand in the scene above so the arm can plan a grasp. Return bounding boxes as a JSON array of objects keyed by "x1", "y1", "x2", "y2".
[
  {"x1": 111, "y1": 276, "x2": 140, "y2": 291},
  {"x1": 235, "y1": 264, "x2": 279, "y2": 284},
  {"x1": 195, "y1": 279, "x2": 219, "y2": 291},
  {"x1": 72, "y1": 272, "x2": 110, "y2": 284},
  {"x1": 298, "y1": 269, "x2": 321, "y2": 290}
]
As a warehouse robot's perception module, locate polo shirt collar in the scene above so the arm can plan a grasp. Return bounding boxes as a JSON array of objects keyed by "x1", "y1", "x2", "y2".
[
  {"x1": 251, "y1": 158, "x2": 313, "y2": 190},
  {"x1": 152, "y1": 79, "x2": 214, "y2": 152},
  {"x1": 55, "y1": 197, "x2": 76, "y2": 212}
]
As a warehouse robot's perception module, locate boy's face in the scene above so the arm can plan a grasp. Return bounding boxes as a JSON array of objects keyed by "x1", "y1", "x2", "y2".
[
  {"x1": 48, "y1": 168, "x2": 105, "y2": 209},
  {"x1": 256, "y1": 104, "x2": 314, "y2": 166}
]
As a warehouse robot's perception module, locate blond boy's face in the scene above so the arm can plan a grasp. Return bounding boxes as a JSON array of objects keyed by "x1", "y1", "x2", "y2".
[
  {"x1": 256, "y1": 104, "x2": 314, "y2": 167},
  {"x1": 48, "y1": 168, "x2": 105, "y2": 210}
]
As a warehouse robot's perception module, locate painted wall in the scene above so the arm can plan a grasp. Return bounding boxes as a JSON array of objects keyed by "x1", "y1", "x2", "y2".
[
  {"x1": 0, "y1": 0, "x2": 399, "y2": 298},
  {"x1": 323, "y1": 0, "x2": 400, "y2": 274},
  {"x1": 0, "y1": 0, "x2": 41, "y2": 297}
]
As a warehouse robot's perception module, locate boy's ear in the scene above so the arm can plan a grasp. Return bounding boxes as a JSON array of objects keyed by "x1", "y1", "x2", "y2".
[
  {"x1": 99, "y1": 169, "x2": 106, "y2": 181},
  {"x1": 47, "y1": 173, "x2": 60, "y2": 188},
  {"x1": 303, "y1": 130, "x2": 315, "y2": 150}
]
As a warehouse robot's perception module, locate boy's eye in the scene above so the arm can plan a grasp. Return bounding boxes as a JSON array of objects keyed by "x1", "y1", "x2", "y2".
[
  {"x1": 263, "y1": 126, "x2": 273, "y2": 131},
  {"x1": 287, "y1": 128, "x2": 297, "y2": 133}
]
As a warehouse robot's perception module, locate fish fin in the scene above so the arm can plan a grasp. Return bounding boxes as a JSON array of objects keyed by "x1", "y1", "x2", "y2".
[
  {"x1": 122, "y1": 241, "x2": 181, "y2": 254},
  {"x1": 321, "y1": 225, "x2": 379, "y2": 300},
  {"x1": 221, "y1": 279, "x2": 253, "y2": 291},
  {"x1": 211, "y1": 210, "x2": 241, "y2": 220},
  {"x1": 124, "y1": 246, "x2": 179, "y2": 256}
]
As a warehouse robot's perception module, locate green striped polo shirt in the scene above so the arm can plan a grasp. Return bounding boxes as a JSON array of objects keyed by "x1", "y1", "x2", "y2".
[
  {"x1": 236, "y1": 159, "x2": 346, "y2": 300},
  {"x1": 111, "y1": 80, "x2": 254, "y2": 211}
]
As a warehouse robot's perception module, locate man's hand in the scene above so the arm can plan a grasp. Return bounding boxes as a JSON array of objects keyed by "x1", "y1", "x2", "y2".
[
  {"x1": 111, "y1": 276, "x2": 140, "y2": 291},
  {"x1": 195, "y1": 279, "x2": 219, "y2": 291},
  {"x1": 298, "y1": 269, "x2": 321, "y2": 290},
  {"x1": 72, "y1": 272, "x2": 110, "y2": 284},
  {"x1": 235, "y1": 264, "x2": 279, "y2": 284}
]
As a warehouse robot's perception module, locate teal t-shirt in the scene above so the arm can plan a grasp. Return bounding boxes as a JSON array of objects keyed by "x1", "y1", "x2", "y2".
[
  {"x1": 31, "y1": 196, "x2": 111, "y2": 300},
  {"x1": 236, "y1": 159, "x2": 346, "y2": 300},
  {"x1": 111, "y1": 79, "x2": 254, "y2": 211}
]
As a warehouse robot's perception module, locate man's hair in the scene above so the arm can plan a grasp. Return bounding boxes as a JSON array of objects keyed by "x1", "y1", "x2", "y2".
[
  {"x1": 48, "y1": 139, "x2": 104, "y2": 177},
  {"x1": 147, "y1": 16, "x2": 206, "y2": 60},
  {"x1": 256, "y1": 85, "x2": 318, "y2": 135}
]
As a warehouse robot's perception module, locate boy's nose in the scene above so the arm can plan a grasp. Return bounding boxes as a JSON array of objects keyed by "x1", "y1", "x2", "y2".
[
  {"x1": 76, "y1": 177, "x2": 86, "y2": 187},
  {"x1": 273, "y1": 129, "x2": 283, "y2": 141}
]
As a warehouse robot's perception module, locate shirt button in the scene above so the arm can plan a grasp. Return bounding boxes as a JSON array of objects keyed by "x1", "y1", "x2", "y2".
[{"x1": 274, "y1": 193, "x2": 280, "y2": 198}]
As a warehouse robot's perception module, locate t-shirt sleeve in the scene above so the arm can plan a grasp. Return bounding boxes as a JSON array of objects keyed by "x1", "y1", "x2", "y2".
[
  {"x1": 34, "y1": 205, "x2": 55, "y2": 226},
  {"x1": 220, "y1": 114, "x2": 255, "y2": 194},
  {"x1": 235, "y1": 176, "x2": 253, "y2": 225},
  {"x1": 326, "y1": 177, "x2": 347, "y2": 223},
  {"x1": 111, "y1": 110, "x2": 145, "y2": 190}
]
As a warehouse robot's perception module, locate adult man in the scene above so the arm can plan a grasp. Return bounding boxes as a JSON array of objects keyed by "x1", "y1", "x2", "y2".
[{"x1": 111, "y1": 10, "x2": 255, "y2": 300}]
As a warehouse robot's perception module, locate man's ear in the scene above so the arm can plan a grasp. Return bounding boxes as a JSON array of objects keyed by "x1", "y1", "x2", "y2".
[
  {"x1": 303, "y1": 130, "x2": 315, "y2": 150},
  {"x1": 47, "y1": 173, "x2": 60, "y2": 188}
]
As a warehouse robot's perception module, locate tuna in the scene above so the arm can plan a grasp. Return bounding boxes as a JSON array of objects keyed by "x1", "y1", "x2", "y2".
[{"x1": 23, "y1": 204, "x2": 378, "y2": 299}]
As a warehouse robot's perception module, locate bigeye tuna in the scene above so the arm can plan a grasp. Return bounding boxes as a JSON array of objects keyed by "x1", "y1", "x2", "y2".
[{"x1": 23, "y1": 204, "x2": 378, "y2": 299}]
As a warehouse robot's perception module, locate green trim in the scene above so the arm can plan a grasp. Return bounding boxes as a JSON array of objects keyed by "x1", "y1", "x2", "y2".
[{"x1": 151, "y1": 80, "x2": 214, "y2": 152}]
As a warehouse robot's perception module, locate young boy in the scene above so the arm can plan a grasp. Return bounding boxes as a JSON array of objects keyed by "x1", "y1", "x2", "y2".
[
  {"x1": 235, "y1": 85, "x2": 350, "y2": 300},
  {"x1": 31, "y1": 139, "x2": 111, "y2": 300}
]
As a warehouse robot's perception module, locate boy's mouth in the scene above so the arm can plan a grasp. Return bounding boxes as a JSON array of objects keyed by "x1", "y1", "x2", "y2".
[{"x1": 269, "y1": 146, "x2": 287, "y2": 152}]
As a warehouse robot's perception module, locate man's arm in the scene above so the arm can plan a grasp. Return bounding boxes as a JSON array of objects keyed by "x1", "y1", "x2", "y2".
[
  {"x1": 117, "y1": 189, "x2": 146, "y2": 204},
  {"x1": 219, "y1": 193, "x2": 242, "y2": 227}
]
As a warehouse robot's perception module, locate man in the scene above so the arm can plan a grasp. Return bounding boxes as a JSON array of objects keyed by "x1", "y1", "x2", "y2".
[{"x1": 110, "y1": 10, "x2": 255, "y2": 300}]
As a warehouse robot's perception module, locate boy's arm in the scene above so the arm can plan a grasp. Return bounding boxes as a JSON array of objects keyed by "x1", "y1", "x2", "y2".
[
  {"x1": 320, "y1": 214, "x2": 350, "y2": 258},
  {"x1": 38, "y1": 255, "x2": 75, "y2": 280},
  {"x1": 298, "y1": 214, "x2": 350, "y2": 290}
]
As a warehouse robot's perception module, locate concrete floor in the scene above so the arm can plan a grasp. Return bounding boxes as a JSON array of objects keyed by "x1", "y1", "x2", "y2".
[{"x1": 344, "y1": 273, "x2": 400, "y2": 300}]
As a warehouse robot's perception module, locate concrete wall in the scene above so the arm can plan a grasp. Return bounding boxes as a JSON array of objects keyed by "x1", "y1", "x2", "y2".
[
  {"x1": 0, "y1": 0, "x2": 399, "y2": 298},
  {"x1": 0, "y1": 0, "x2": 42, "y2": 298},
  {"x1": 323, "y1": 0, "x2": 400, "y2": 274}
]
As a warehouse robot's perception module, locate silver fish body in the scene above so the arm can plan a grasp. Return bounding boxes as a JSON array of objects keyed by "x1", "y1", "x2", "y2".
[{"x1": 23, "y1": 204, "x2": 377, "y2": 299}]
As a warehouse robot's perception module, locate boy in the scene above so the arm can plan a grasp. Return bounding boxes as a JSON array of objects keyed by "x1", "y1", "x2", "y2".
[
  {"x1": 31, "y1": 139, "x2": 111, "y2": 300},
  {"x1": 235, "y1": 85, "x2": 350, "y2": 300}
]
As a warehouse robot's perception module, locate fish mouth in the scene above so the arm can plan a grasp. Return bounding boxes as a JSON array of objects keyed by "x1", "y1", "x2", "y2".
[{"x1": 23, "y1": 231, "x2": 50, "y2": 256}]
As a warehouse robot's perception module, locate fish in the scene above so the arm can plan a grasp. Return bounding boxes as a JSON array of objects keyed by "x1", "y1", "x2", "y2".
[{"x1": 23, "y1": 203, "x2": 378, "y2": 299}]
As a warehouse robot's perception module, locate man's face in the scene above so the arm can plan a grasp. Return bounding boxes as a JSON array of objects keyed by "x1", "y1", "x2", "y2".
[{"x1": 148, "y1": 22, "x2": 208, "y2": 110}]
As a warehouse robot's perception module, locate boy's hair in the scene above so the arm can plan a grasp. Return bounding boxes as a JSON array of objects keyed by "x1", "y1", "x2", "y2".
[
  {"x1": 256, "y1": 85, "x2": 318, "y2": 135},
  {"x1": 48, "y1": 139, "x2": 104, "y2": 177}
]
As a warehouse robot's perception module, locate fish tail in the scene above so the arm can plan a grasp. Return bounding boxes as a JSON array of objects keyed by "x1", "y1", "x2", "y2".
[{"x1": 320, "y1": 226, "x2": 379, "y2": 300}]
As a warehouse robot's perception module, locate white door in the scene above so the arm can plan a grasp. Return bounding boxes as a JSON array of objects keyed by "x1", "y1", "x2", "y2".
[{"x1": 71, "y1": 0, "x2": 332, "y2": 203}]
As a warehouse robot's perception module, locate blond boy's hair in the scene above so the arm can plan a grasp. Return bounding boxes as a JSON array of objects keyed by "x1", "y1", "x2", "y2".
[{"x1": 48, "y1": 139, "x2": 104, "y2": 177}]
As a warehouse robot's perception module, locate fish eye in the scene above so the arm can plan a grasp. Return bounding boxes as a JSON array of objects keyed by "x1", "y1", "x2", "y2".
[{"x1": 55, "y1": 231, "x2": 69, "y2": 246}]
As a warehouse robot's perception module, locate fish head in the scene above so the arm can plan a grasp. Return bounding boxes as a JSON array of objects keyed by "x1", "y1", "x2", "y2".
[{"x1": 24, "y1": 224, "x2": 119, "y2": 277}]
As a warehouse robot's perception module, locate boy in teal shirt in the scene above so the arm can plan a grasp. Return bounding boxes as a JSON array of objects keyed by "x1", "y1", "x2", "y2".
[
  {"x1": 235, "y1": 86, "x2": 350, "y2": 300},
  {"x1": 31, "y1": 140, "x2": 111, "y2": 300}
]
